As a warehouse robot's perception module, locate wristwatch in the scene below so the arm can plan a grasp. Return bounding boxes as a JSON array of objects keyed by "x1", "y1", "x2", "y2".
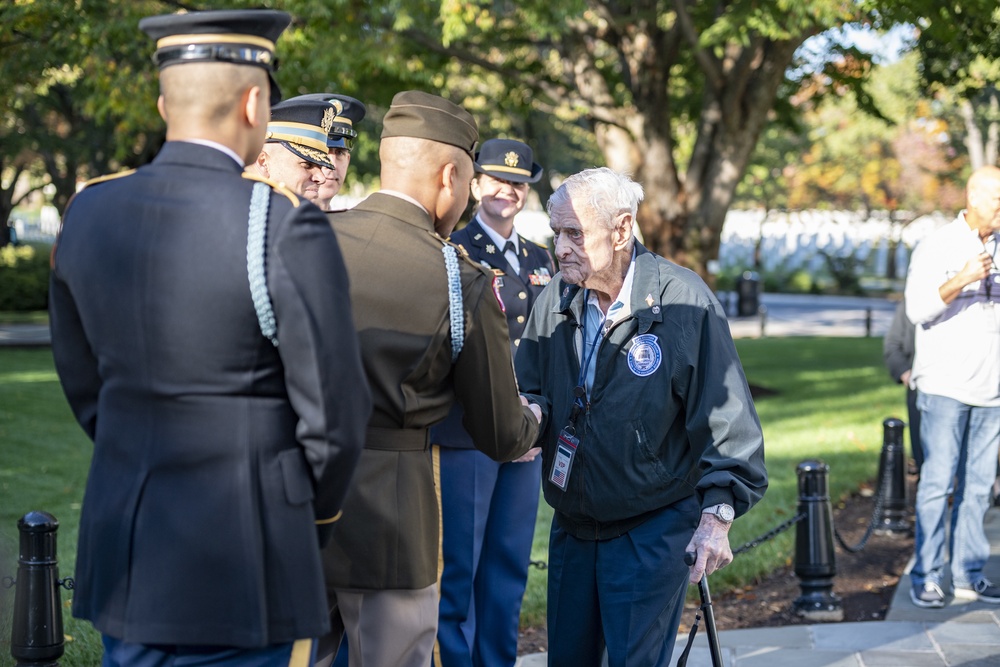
[{"x1": 702, "y1": 503, "x2": 735, "y2": 523}]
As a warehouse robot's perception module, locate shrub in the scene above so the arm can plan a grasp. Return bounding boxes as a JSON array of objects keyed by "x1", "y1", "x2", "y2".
[{"x1": 0, "y1": 242, "x2": 51, "y2": 311}]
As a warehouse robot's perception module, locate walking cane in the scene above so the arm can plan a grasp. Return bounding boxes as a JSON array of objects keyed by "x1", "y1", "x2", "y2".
[{"x1": 675, "y1": 551, "x2": 724, "y2": 667}]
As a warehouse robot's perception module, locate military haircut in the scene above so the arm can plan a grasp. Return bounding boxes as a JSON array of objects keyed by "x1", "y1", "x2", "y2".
[
  {"x1": 380, "y1": 136, "x2": 471, "y2": 175},
  {"x1": 160, "y1": 61, "x2": 267, "y2": 124}
]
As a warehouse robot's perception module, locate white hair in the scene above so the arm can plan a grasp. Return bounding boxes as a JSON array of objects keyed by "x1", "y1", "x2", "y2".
[{"x1": 546, "y1": 167, "x2": 644, "y2": 229}]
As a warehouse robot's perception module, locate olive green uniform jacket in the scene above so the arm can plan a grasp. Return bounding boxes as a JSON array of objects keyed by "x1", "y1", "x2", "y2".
[{"x1": 323, "y1": 193, "x2": 538, "y2": 590}]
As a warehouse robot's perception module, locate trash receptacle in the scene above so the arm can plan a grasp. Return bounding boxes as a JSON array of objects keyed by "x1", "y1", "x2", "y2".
[{"x1": 736, "y1": 270, "x2": 760, "y2": 317}]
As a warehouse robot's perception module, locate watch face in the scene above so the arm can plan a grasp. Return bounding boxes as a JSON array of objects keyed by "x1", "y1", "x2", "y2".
[{"x1": 719, "y1": 504, "x2": 735, "y2": 522}]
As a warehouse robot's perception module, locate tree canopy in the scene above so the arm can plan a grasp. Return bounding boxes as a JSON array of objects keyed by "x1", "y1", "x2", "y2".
[{"x1": 2, "y1": 0, "x2": 993, "y2": 271}]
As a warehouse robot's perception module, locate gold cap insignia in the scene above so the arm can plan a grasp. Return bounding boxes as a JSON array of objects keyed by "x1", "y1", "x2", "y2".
[
  {"x1": 322, "y1": 107, "x2": 336, "y2": 134},
  {"x1": 504, "y1": 151, "x2": 520, "y2": 168},
  {"x1": 330, "y1": 99, "x2": 344, "y2": 119}
]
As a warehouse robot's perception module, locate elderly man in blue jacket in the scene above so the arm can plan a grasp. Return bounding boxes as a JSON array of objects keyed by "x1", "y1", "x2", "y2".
[{"x1": 516, "y1": 168, "x2": 767, "y2": 666}]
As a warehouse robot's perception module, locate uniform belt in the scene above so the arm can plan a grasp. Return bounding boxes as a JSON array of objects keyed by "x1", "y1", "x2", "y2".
[{"x1": 365, "y1": 426, "x2": 430, "y2": 452}]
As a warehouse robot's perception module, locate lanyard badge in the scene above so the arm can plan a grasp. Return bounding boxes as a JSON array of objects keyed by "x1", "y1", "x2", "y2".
[
  {"x1": 550, "y1": 316, "x2": 592, "y2": 491},
  {"x1": 549, "y1": 427, "x2": 579, "y2": 491}
]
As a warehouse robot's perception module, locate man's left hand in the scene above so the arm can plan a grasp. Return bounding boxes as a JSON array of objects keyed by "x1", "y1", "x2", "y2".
[{"x1": 684, "y1": 513, "x2": 733, "y2": 584}]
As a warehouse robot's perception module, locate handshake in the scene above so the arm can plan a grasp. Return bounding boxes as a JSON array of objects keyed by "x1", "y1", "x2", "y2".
[{"x1": 520, "y1": 394, "x2": 542, "y2": 424}]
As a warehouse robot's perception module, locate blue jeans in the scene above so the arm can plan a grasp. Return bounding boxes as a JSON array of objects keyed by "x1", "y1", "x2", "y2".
[{"x1": 911, "y1": 393, "x2": 1000, "y2": 590}]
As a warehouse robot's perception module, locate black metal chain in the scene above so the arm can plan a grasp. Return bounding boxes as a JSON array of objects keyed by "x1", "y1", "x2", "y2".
[
  {"x1": 833, "y1": 451, "x2": 894, "y2": 554},
  {"x1": 732, "y1": 511, "x2": 806, "y2": 558},
  {"x1": 58, "y1": 577, "x2": 75, "y2": 590}
]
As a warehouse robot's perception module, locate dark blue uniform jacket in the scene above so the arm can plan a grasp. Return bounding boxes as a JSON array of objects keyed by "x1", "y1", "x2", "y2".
[{"x1": 49, "y1": 142, "x2": 370, "y2": 647}]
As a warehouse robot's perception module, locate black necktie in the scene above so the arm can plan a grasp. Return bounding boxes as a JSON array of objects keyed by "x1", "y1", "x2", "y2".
[{"x1": 503, "y1": 241, "x2": 516, "y2": 256}]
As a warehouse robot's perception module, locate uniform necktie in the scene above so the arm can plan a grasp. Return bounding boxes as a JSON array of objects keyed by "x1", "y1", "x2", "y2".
[{"x1": 503, "y1": 241, "x2": 516, "y2": 256}]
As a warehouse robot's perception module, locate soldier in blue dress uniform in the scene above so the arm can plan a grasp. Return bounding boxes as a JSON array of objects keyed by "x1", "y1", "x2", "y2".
[
  {"x1": 48, "y1": 10, "x2": 370, "y2": 667},
  {"x1": 290, "y1": 93, "x2": 367, "y2": 210},
  {"x1": 433, "y1": 139, "x2": 554, "y2": 667},
  {"x1": 250, "y1": 97, "x2": 340, "y2": 207}
]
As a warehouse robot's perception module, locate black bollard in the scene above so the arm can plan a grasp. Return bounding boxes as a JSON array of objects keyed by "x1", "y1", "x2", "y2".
[
  {"x1": 875, "y1": 418, "x2": 909, "y2": 535},
  {"x1": 792, "y1": 460, "x2": 843, "y2": 621},
  {"x1": 865, "y1": 308, "x2": 872, "y2": 337},
  {"x1": 10, "y1": 511, "x2": 65, "y2": 667}
]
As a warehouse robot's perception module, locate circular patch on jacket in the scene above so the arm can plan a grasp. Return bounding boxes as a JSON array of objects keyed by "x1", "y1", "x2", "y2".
[{"x1": 628, "y1": 334, "x2": 661, "y2": 376}]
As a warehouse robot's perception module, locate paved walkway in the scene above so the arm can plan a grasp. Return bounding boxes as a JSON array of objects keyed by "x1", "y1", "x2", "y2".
[{"x1": 0, "y1": 322, "x2": 50, "y2": 346}]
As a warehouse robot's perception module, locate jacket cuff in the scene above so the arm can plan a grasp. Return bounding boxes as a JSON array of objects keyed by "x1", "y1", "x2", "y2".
[
  {"x1": 316, "y1": 510, "x2": 343, "y2": 525},
  {"x1": 701, "y1": 489, "x2": 735, "y2": 514}
]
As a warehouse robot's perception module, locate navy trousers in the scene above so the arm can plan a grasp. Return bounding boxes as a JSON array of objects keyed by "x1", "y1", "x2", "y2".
[
  {"x1": 546, "y1": 497, "x2": 699, "y2": 667},
  {"x1": 436, "y1": 447, "x2": 542, "y2": 667},
  {"x1": 101, "y1": 636, "x2": 314, "y2": 667}
]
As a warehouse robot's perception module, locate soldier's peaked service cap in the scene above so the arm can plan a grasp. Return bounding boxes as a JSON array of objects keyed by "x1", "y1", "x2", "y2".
[
  {"x1": 266, "y1": 98, "x2": 339, "y2": 171},
  {"x1": 475, "y1": 139, "x2": 543, "y2": 184},
  {"x1": 381, "y1": 90, "x2": 478, "y2": 161},
  {"x1": 139, "y1": 10, "x2": 291, "y2": 105},
  {"x1": 291, "y1": 94, "x2": 367, "y2": 151}
]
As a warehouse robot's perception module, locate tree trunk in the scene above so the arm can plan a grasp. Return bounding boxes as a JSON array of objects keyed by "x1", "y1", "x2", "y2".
[
  {"x1": 618, "y1": 36, "x2": 805, "y2": 280},
  {"x1": 961, "y1": 97, "x2": 986, "y2": 170},
  {"x1": 986, "y1": 87, "x2": 999, "y2": 167}
]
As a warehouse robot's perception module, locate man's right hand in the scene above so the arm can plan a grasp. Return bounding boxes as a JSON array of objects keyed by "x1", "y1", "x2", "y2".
[
  {"x1": 520, "y1": 395, "x2": 543, "y2": 424},
  {"x1": 939, "y1": 252, "x2": 994, "y2": 303},
  {"x1": 960, "y1": 252, "x2": 994, "y2": 286}
]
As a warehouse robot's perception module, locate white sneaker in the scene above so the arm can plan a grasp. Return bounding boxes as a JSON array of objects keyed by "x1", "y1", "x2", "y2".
[{"x1": 955, "y1": 579, "x2": 1000, "y2": 604}]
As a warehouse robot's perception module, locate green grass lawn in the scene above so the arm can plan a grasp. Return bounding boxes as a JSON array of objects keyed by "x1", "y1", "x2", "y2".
[
  {"x1": 0, "y1": 338, "x2": 907, "y2": 663},
  {"x1": 0, "y1": 311, "x2": 48, "y2": 325}
]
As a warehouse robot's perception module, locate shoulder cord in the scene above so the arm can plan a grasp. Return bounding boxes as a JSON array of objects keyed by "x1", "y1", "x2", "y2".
[
  {"x1": 442, "y1": 244, "x2": 464, "y2": 362},
  {"x1": 247, "y1": 181, "x2": 278, "y2": 347}
]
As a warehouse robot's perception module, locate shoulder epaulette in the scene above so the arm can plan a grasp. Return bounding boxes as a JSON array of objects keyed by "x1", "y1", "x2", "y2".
[
  {"x1": 81, "y1": 169, "x2": 136, "y2": 189},
  {"x1": 242, "y1": 172, "x2": 301, "y2": 207},
  {"x1": 524, "y1": 236, "x2": 550, "y2": 251}
]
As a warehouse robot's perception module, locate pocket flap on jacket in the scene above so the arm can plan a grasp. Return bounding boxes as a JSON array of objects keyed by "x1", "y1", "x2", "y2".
[{"x1": 279, "y1": 449, "x2": 315, "y2": 506}]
